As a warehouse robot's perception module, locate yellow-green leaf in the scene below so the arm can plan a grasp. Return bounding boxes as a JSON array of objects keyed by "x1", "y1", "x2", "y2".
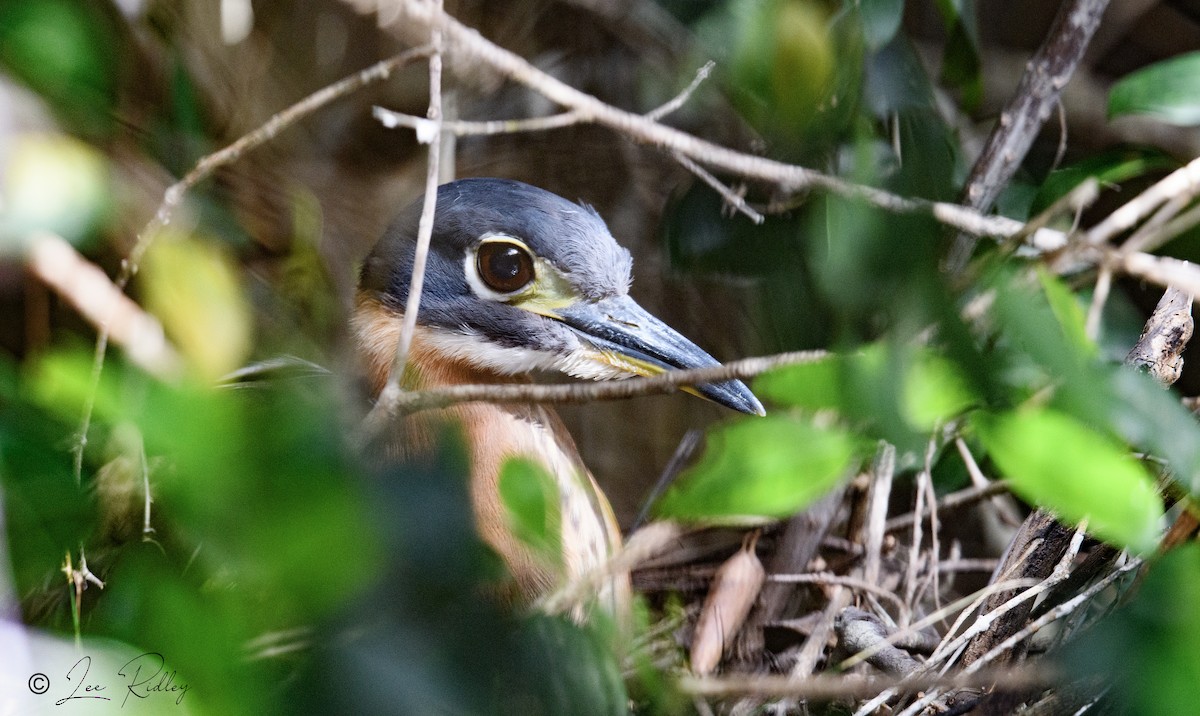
[
  {"x1": 140, "y1": 235, "x2": 251, "y2": 382},
  {"x1": 498, "y1": 457, "x2": 562, "y2": 571},
  {"x1": 902, "y1": 351, "x2": 977, "y2": 428},
  {"x1": 656, "y1": 416, "x2": 855, "y2": 522},
  {"x1": 974, "y1": 408, "x2": 1162, "y2": 554}
]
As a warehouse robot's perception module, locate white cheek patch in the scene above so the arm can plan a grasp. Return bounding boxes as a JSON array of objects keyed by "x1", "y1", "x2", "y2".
[{"x1": 419, "y1": 326, "x2": 638, "y2": 381}]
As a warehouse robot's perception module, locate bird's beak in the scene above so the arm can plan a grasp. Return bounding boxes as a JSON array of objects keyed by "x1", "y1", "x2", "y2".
[{"x1": 552, "y1": 295, "x2": 766, "y2": 416}]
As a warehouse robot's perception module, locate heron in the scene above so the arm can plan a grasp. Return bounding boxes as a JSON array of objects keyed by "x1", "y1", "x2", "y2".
[{"x1": 353, "y1": 177, "x2": 762, "y2": 615}]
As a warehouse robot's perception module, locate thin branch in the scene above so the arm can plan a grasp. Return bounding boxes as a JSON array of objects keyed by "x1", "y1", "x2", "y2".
[
  {"x1": 947, "y1": 0, "x2": 1111, "y2": 270},
  {"x1": 767, "y1": 571, "x2": 907, "y2": 615},
  {"x1": 368, "y1": 12, "x2": 444, "y2": 433},
  {"x1": 1085, "y1": 264, "x2": 1113, "y2": 341},
  {"x1": 646, "y1": 60, "x2": 716, "y2": 121},
  {"x1": 374, "y1": 106, "x2": 585, "y2": 135},
  {"x1": 71, "y1": 44, "x2": 433, "y2": 482},
  {"x1": 1119, "y1": 201, "x2": 1200, "y2": 257},
  {"x1": 671, "y1": 151, "x2": 764, "y2": 224},
  {"x1": 389, "y1": 2, "x2": 1068, "y2": 252},
  {"x1": 26, "y1": 231, "x2": 181, "y2": 380},
  {"x1": 380, "y1": 349, "x2": 828, "y2": 415},
  {"x1": 1086, "y1": 154, "x2": 1200, "y2": 246},
  {"x1": 679, "y1": 665, "x2": 1057, "y2": 701},
  {"x1": 888, "y1": 470, "x2": 1008, "y2": 530}
]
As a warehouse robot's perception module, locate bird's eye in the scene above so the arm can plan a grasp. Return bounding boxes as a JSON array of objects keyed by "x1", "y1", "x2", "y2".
[{"x1": 476, "y1": 240, "x2": 535, "y2": 294}]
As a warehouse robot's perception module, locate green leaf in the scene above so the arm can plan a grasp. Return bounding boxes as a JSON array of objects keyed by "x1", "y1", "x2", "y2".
[
  {"x1": 498, "y1": 458, "x2": 563, "y2": 570},
  {"x1": 934, "y1": 0, "x2": 981, "y2": 110},
  {"x1": 1109, "y1": 51, "x2": 1200, "y2": 126},
  {"x1": 902, "y1": 351, "x2": 977, "y2": 428},
  {"x1": 1032, "y1": 148, "x2": 1175, "y2": 215},
  {"x1": 973, "y1": 408, "x2": 1162, "y2": 553},
  {"x1": 1064, "y1": 545, "x2": 1200, "y2": 715},
  {"x1": 656, "y1": 416, "x2": 856, "y2": 521},
  {"x1": 859, "y1": 0, "x2": 904, "y2": 50},
  {"x1": 140, "y1": 234, "x2": 252, "y2": 382},
  {"x1": 1037, "y1": 267, "x2": 1094, "y2": 356},
  {"x1": 754, "y1": 351, "x2": 843, "y2": 410}
]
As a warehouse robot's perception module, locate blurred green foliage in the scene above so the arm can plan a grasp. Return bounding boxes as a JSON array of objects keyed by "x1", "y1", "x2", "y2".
[
  {"x1": 1109, "y1": 51, "x2": 1200, "y2": 126},
  {"x1": 6, "y1": 0, "x2": 1200, "y2": 713}
]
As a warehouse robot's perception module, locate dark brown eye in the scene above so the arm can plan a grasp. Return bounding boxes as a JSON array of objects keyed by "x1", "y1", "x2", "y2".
[{"x1": 476, "y1": 240, "x2": 535, "y2": 294}]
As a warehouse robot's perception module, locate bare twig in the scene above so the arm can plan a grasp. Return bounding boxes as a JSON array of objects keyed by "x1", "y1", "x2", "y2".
[
  {"x1": 885, "y1": 480, "x2": 1012, "y2": 533},
  {"x1": 768, "y1": 572, "x2": 907, "y2": 616},
  {"x1": 947, "y1": 0, "x2": 1111, "y2": 270},
  {"x1": 374, "y1": 106, "x2": 585, "y2": 135},
  {"x1": 864, "y1": 442, "x2": 896, "y2": 588},
  {"x1": 679, "y1": 665, "x2": 1057, "y2": 700},
  {"x1": 367, "y1": 11, "x2": 445, "y2": 434},
  {"x1": 1086, "y1": 154, "x2": 1200, "y2": 247},
  {"x1": 672, "y1": 151, "x2": 764, "y2": 224},
  {"x1": 375, "y1": 349, "x2": 828, "y2": 416},
  {"x1": 646, "y1": 61, "x2": 716, "y2": 121},
  {"x1": 385, "y1": 2, "x2": 1068, "y2": 251},
  {"x1": 26, "y1": 231, "x2": 181, "y2": 380},
  {"x1": 71, "y1": 44, "x2": 433, "y2": 482}
]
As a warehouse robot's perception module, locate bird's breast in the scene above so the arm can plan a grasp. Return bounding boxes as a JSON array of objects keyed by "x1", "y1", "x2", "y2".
[{"x1": 352, "y1": 294, "x2": 628, "y2": 613}]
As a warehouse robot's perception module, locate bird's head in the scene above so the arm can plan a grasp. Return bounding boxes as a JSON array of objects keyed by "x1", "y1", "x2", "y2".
[{"x1": 357, "y1": 177, "x2": 763, "y2": 415}]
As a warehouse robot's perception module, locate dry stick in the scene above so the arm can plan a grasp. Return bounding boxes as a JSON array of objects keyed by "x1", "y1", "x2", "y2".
[
  {"x1": 1121, "y1": 201, "x2": 1200, "y2": 257},
  {"x1": 895, "y1": 526, "x2": 1089, "y2": 716},
  {"x1": 69, "y1": 44, "x2": 434, "y2": 482},
  {"x1": 1086, "y1": 154, "x2": 1200, "y2": 247},
  {"x1": 966, "y1": 557, "x2": 1143, "y2": 677},
  {"x1": 1010, "y1": 177, "x2": 1099, "y2": 249},
  {"x1": 374, "y1": 106, "x2": 584, "y2": 135},
  {"x1": 946, "y1": 0, "x2": 1111, "y2": 272},
  {"x1": 1121, "y1": 193, "x2": 1194, "y2": 255},
  {"x1": 954, "y1": 436, "x2": 1023, "y2": 528},
  {"x1": 1091, "y1": 194, "x2": 1195, "y2": 337},
  {"x1": 373, "y1": 58, "x2": 713, "y2": 137},
  {"x1": 672, "y1": 151, "x2": 764, "y2": 224},
  {"x1": 915, "y1": 440, "x2": 943, "y2": 614},
  {"x1": 885, "y1": 480, "x2": 1012, "y2": 533},
  {"x1": 392, "y1": 3, "x2": 1066, "y2": 251},
  {"x1": 383, "y1": 349, "x2": 828, "y2": 414},
  {"x1": 25, "y1": 231, "x2": 181, "y2": 380},
  {"x1": 767, "y1": 572, "x2": 907, "y2": 617},
  {"x1": 367, "y1": 11, "x2": 444, "y2": 435},
  {"x1": 864, "y1": 442, "x2": 896, "y2": 588},
  {"x1": 1118, "y1": 250, "x2": 1200, "y2": 298},
  {"x1": 679, "y1": 665, "x2": 1056, "y2": 701},
  {"x1": 646, "y1": 60, "x2": 715, "y2": 122}
]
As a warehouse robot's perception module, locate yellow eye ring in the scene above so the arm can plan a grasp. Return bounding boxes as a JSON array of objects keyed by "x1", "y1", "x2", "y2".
[{"x1": 476, "y1": 239, "x2": 535, "y2": 294}]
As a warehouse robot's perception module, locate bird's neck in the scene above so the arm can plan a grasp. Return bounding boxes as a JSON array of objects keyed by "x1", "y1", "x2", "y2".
[{"x1": 351, "y1": 292, "x2": 627, "y2": 613}]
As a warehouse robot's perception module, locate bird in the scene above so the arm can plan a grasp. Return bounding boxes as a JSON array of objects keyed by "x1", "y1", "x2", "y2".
[{"x1": 353, "y1": 177, "x2": 763, "y2": 615}]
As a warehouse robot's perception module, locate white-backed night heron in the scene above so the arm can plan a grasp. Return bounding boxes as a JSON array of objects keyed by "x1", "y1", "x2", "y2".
[{"x1": 354, "y1": 178, "x2": 763, "y2": 613}]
